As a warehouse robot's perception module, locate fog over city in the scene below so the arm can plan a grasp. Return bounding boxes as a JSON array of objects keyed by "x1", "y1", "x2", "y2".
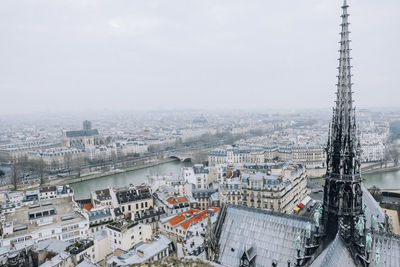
[
  {"x1": 1, "y1": 1, "x2": 400, "y2": 266},
  {"x1": 1, "y1": 0, "x2": 399, "y2": 115}
]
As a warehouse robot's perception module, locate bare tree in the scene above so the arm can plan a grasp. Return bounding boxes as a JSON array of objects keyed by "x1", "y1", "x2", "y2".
[
  {"x1": 111, "y1": 150, "x2": 117, "y2": 169},
  {"x1": 64, "y1": 153, "x2": 73, "y2": 175},
  {"x1": 11, "y1": 160, "x2": 19, "y2": 190},
  {"x1": 32, "y1": 158, "x2": 47, "y2": 186},
  {"x1": 192, "y1": 150, "x2": 208, "y2": 165},
  {"x1": 388, "y1": 144, "x2": 399, "y2": 166},
  {"x1": 119, "y1": 151, "x2": 127, "y2": 168},
  {"x1": 51, "y1": 159, "x2": 58, "y2": 172},
  {"x1": 148, "y1": 144, "x2": 161, "y2": 154},
  {"x1": 370, "y1": 186, "x2": 383, "y2": 202},
  {"x1": 75, "y1": 163, "x2": 82, "y2": 177}
]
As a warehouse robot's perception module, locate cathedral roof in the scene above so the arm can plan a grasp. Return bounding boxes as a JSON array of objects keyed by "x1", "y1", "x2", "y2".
[
  {"x1": 362, "y1": 184, "x2": 386, "y2": 228},
  {"x1": 311, "y1": 230, "x2": 400, "y2": 267},
  {"x1": 216, "y1": 204, "x2": 400, "y2": 267},
  {"x1": 311, "y1": 233, "x2": 355, "y2": 267},
  {"x1": 373, "y1": 232, "x2": 400, "y2": 266},
  {"x1": 217, "y1": 205, "x2": 313, "y2": 267}
]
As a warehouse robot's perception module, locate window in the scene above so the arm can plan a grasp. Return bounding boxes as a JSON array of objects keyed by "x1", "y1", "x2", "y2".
[
  {"x1": 145, "y1": 202, "x2": 148, "y2": 208},
  {"x1": 136, "y1": 203, "x2": 139, "y2": 209},
  {"x1": 141, "y1": 202, "x2": 144, "y2": 208}
]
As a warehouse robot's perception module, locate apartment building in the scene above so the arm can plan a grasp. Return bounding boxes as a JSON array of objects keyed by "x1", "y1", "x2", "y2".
[{"x1": 106, "y1": 220, "x2": 152, "y2": 251}]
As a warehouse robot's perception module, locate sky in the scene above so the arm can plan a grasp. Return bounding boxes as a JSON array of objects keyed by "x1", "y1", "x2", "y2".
[{"x1": 0, "y1": 0, "x2": 399, "y2": 115}]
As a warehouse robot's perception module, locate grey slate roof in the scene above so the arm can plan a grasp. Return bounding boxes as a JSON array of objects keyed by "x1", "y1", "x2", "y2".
[
  {"x1": 362, "y1": 184, "x2": 385, "y2": 228},
  {"x1": 34, "y1": 239, "x2": 70, "y2": 254},
  {"x1": 373, "y1": 233, "x2": 400, "y2": 266},
  {"x1": 217, "y1": 205, "x2": 313, "y2": 267},
  {"x1": 86, "y1": 207, "x2": 112, "y2": 222},
  {"x1": 65, "y1": 129, "x2": 99, "y2": 138},
  {"x1": 193, "y1": 188, "x2": 218, "y2": 199},
  {"x1": 311, "y1": 231, "x2": 400, "y2": 267},
  {"x1": 311, "y1": 233, "x2": 355, "y2": 267}
]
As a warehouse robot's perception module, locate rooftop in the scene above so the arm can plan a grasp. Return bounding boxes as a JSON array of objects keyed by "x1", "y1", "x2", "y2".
[
  {"x1": 180, "y1": 208, "x2": 219, "y2": 230},
  {"x1": 86, "y1": 207, "x2": 112, "y2": 222},
  {"x1": 107, "y1": 220, "x2": 139, "y2": 232},
  {"x1": 116, "y1": 187, "x2": 152, "y2": 204},
  {"x1": 106, "y1": 234, "x2": 172, "y2": 266},
  {"x1": 217, "y1": 205, "x2": 313, "y2": 267},
  {"x1": 67, "y1": 239, "x2": 94, "y2": 255},
  {"x1": 166, "y1": 196, "x2": 188, "y2": 205},
  {"x1": 94, "y1": 188, "x2": 111, "y2": 201},
  {"x1": 65, "y1": 129, "x2": 99, "y2": 138},
  {"x1": 3, "y1": 196, "x2": 85, "y2": 239}
]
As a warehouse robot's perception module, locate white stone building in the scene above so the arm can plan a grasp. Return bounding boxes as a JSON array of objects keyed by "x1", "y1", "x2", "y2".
[{"x1": 106, "y1": 221, "x2": 152, "y2": 251}]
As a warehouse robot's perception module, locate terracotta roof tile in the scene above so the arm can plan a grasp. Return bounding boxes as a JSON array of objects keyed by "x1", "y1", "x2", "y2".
[
  {"x1": 180, "y1": 210, "x2": 210, "y2": 230},
  {"x1": 166, "y1": 196, "x2": 188, "y2": 205},
  {"x1": 84, "y1": 203, "x2": 93, "y2": 211},
  {"x1": 168, "y1": 215, "x2": 186, "y2": 226}
]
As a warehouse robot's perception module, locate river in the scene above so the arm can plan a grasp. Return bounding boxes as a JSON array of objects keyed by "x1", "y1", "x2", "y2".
[
  {"x1": 312, "y1": 169, "x2": 400, "y2": 188},
  {"x1": 71, "y1": 161, "x2": 400, "y2": 200},
  {"x1": 71, "y1": 160, "x2": 192, "y2": 200},
  {"x1": 363, "y1": 169, "x2": 400, "y2": 189}
]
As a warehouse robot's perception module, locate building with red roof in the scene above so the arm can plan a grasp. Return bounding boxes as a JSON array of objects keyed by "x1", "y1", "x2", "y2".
[{"x1": 160, "y1": 208, "x2": 219, "y2": 243}]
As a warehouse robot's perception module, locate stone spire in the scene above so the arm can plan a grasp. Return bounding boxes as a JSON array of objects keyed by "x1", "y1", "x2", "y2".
[
  {"x1": 323, "y1": 0, "x2": 363, "y2": 243},
  {"x1": 327, "y1": 0, "x2": 360, "y2": 178},
  {"x1": 204, "y1": 216, "x2": 218, "y2": 261}
]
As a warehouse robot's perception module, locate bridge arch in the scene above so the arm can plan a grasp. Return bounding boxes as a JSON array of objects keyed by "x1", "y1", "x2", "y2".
[{"x1": 169, "y1": 155, "x2": 192, "y2": 162}]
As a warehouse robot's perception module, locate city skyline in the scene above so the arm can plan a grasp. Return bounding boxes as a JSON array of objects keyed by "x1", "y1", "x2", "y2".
[
  {"x1": 0, "y1": 1, "x2": 399, "y2": 266},
  {"x1": 1, "y1": 0, "x2": 400, "y2": 115}
]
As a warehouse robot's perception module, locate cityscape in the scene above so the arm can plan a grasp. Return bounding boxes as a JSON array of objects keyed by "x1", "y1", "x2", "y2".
[{"x1": 1, "y1": 1, "x2": 400, "y2": 267}]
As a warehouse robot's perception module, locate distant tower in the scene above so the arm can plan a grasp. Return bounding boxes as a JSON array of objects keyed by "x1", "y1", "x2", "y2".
[
  {"x1": 322, "y1": 0, "x2": 363, "y2": 243},
  {"x1": 83, "y1": 120, "x2": 92, "y2": 131}
]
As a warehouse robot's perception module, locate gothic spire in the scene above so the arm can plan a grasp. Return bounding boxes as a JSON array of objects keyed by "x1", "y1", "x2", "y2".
[
  {"x1": 326, "y1": 0, "x2": 360, "y2": 179},
  {"x1": 323, "y1": 0, "x2": 363, "y2": 243}
]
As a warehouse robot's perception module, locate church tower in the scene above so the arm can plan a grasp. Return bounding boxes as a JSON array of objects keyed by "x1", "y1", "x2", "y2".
[{"x1": 322, "y1": 0, "x2": 363, "y2": 243}]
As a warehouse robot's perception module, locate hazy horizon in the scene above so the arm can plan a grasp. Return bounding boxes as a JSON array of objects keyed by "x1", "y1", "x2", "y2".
[{"x1": 1, "y1": 0, "x2": 399, "y2": 115}]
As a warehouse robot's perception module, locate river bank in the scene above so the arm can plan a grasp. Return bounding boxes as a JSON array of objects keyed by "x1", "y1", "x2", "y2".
[
  {"x1": 363, "y1": 165, "x2": 400, "y2": 175},
  {"x1": 71, "y1": 160, "x2": 192, "y2": 199},
  {"x1": 67, "y1": 158, "x2": 178, "y2": 185},
  {"x1": 308, "y1": 164, "x2": 400, "y2": 179},
  {"x1": 0, "y1": 157, "x2": 180, "y2": 192}
]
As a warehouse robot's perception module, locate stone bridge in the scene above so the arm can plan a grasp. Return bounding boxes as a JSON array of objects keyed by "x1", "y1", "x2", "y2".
[{"x1": 168, "y1": 153, "x2": 193, "y2": 162}]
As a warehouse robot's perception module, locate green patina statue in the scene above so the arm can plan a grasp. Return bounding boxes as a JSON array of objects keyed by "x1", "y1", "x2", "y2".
[
  {"x1": 306, "y1": 222, "x2": 311, "y2": 239},
  {"x1": 296, "y1": 233, "x2": 301, "y2": 250},
  {"x1": 314, "y1": 207, "x2": 322, "y2": 227},
  {"x1": 371, "y1": 214, "x2": 376, "y2": 231},
  {"x1": 357, "y1": 216, "x2": 365, "y2": 236},
  {"x1": 366, "y1": 233, "x2": 372, "y2": 253}
]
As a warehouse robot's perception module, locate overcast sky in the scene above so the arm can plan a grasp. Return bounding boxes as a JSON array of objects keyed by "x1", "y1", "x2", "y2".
[{"x1": 0, "y1": 0, "x2": 399, "y2": 115}]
